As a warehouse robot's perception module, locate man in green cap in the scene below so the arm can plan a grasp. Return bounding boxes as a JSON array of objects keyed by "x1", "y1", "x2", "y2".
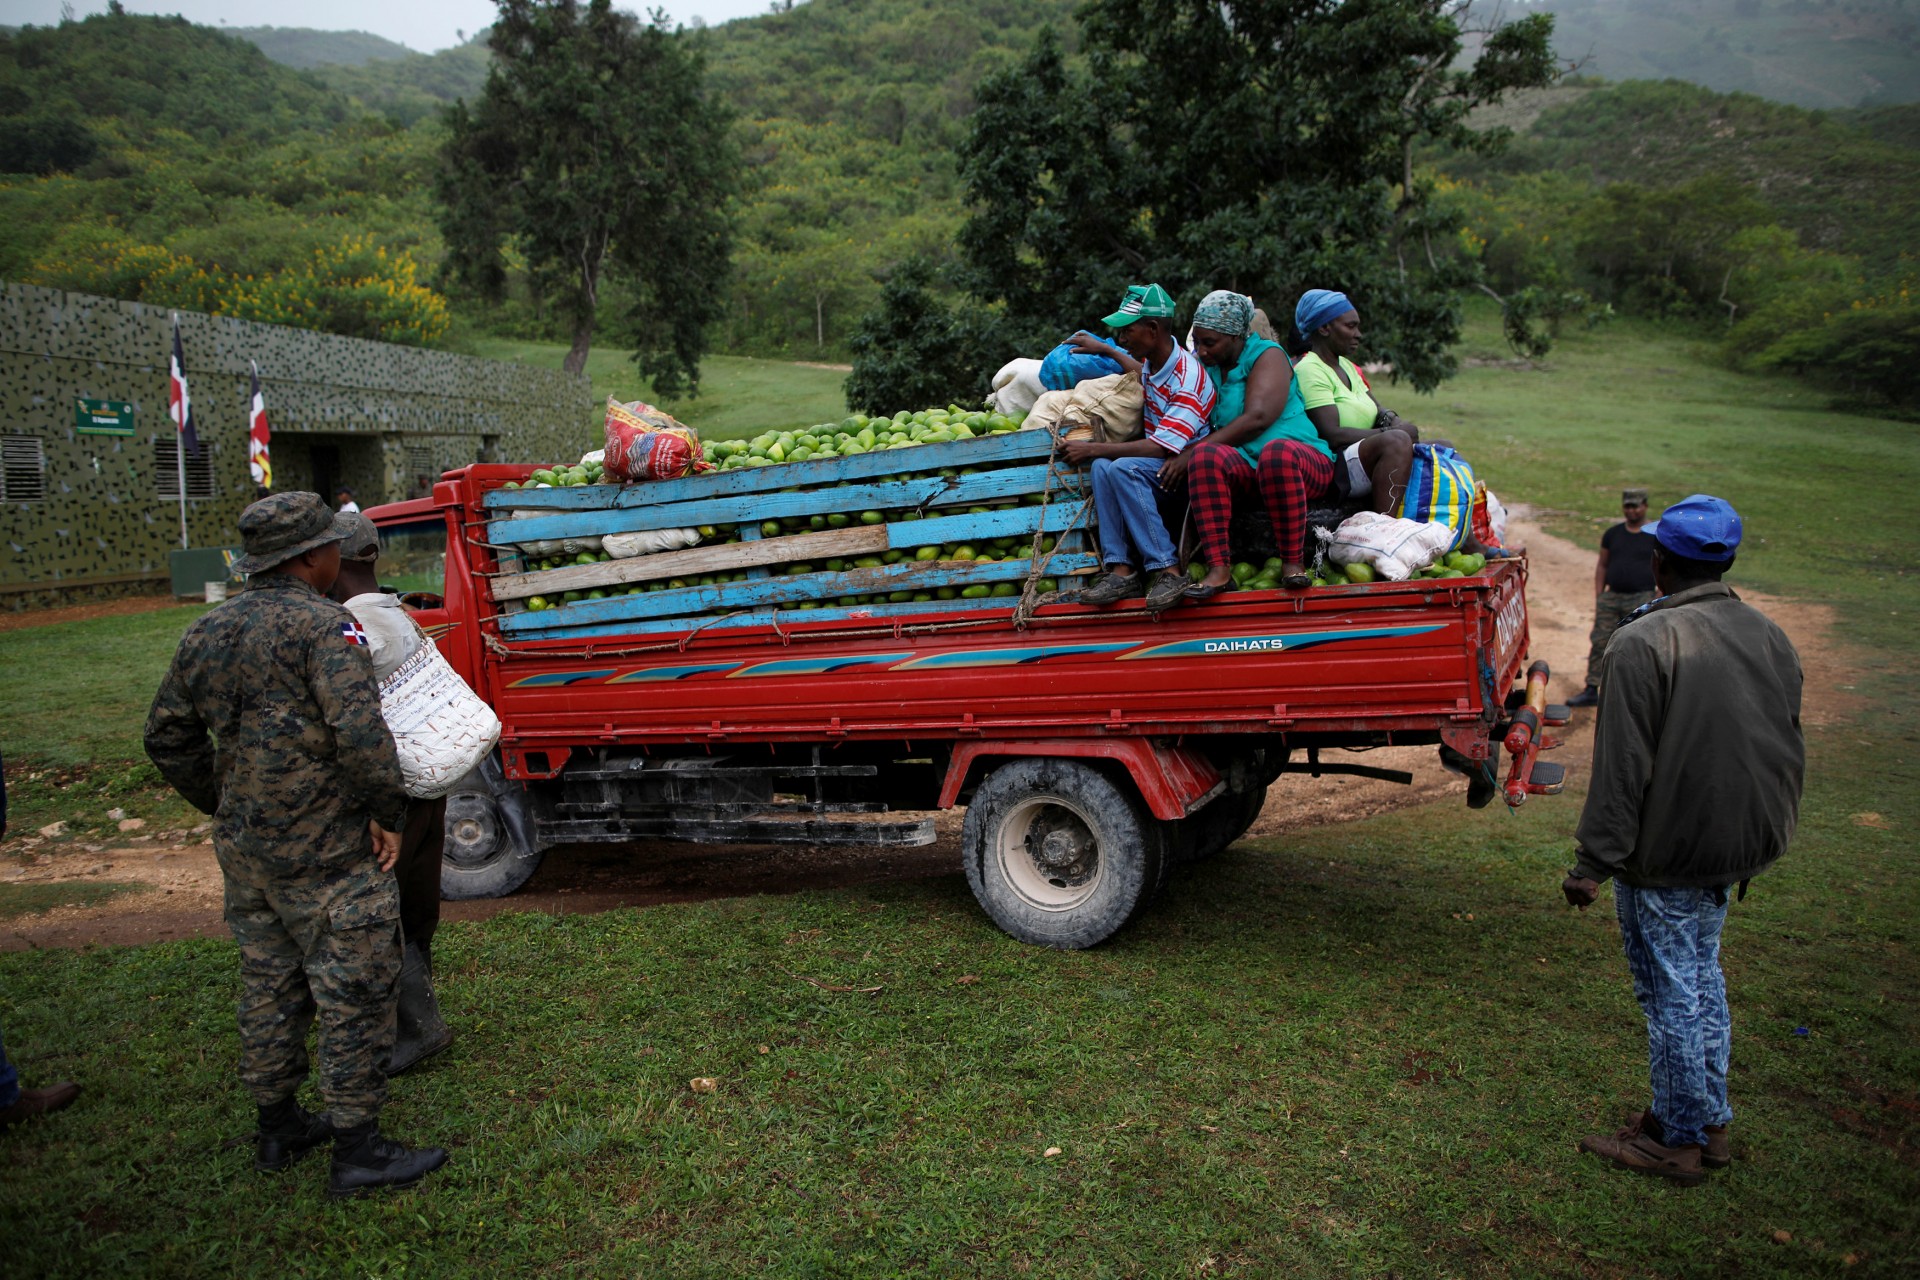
[
  {"x1": 145, "y1": 491, "x2": 449, "y2": 1198},
  {"x1": 1059, "y1": 284, "x2": 1217, "y2": 611}
]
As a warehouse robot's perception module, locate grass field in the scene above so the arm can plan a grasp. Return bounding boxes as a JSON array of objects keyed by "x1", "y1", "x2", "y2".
[
  {"x1": 3, "y1": 310, "x2": 1917, "y2": 1276},
  {"x1": 466, "y1": 338, "x2": 851, "y2": 440}
]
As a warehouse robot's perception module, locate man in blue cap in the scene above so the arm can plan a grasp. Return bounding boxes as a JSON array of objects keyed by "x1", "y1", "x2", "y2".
[{"x1": 1561, "y1": 494, "x2": 1805, "y2": 1185}]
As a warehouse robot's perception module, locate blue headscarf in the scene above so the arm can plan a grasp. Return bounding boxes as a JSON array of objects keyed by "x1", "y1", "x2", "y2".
[{"x1": 1294, "y1": 289, "x2": 1355, "y2": 344}]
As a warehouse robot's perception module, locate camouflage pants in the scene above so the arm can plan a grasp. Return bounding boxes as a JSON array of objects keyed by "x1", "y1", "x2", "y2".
[
  {"x1": 221, "y1": 858, "x2": 402, "y2": 1129},
  {"x1": 1586, "y1": 589, "x2": 1656, "y2": 689}
]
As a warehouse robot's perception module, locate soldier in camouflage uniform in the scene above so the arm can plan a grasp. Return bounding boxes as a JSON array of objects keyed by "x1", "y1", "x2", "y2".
[{"x1": 144, "y1": 492, "x2": 449, "y2": 1198}]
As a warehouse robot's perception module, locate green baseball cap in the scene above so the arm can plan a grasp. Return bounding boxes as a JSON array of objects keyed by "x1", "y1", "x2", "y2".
[{"x1": 1101, "y1": 283, "x2": 1176, "y2": 329}]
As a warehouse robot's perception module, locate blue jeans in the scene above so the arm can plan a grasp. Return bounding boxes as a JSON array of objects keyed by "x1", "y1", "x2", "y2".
[
  {"x1": 1615, "y1": 883, "x2": 1733, "y2": 1148},
  {"x1": 0, "y1": 1021, "x2": 18, "y2": 1110},
  {"x1": 1091, "y1": 455, "x2": 1179, "y2": 573}
]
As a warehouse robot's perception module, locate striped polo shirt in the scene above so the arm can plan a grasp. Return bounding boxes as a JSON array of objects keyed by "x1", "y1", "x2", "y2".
[{"x1": 1142, "y1": 343, "x2": 1216, "y2": 453}]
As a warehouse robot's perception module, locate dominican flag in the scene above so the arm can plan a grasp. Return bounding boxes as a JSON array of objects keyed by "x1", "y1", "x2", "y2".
[
  {"x1": 247, "y1": 361, "x2": 272, "y2": 488},
  {"x1": 168, "y1": 316, "x2": 202, "y2": 457},
  {"x1": 341, "y1": 619, "x2": 369, "y2": 647}
]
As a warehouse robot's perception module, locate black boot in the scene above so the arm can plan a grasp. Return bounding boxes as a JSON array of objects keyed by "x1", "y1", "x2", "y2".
[
  {"x1": 328, "y1": 1121, "x2": 449, "y2": 1198},
  {"x1": 383, "y1": 941, "x2": 453, "y2": 1077},
  {"x1": 255, "y1": 1098, "x2": 332, "y2": 1173}
]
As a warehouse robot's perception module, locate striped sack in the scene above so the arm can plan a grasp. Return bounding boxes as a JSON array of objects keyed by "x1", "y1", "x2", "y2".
[{"x1": 1400, "y1": 444, "x2": 1477, "y2": 552}]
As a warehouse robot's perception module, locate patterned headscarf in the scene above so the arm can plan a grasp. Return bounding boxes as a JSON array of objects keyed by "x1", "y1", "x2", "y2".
[
  {"x1": 1294, "y1": 289, "x2": 1355, "y2": 343},
  {"x1": 1191, "y1": 290, "x2": 1255, "y2": 337}
]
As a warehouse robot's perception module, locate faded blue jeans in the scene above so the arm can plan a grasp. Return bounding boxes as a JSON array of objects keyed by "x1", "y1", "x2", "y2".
[
  {"x1": 1091, "y1": 455, "x2": 1180, "y2": 573},
  {"x1": 1615, "y1": 883, "x2": 1733, "y2": 1148}
]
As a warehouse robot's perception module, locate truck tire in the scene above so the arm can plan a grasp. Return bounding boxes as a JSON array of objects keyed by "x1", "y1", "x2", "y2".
[
  {"x1": 439, "y1": 754, "x2": 542, "y2": 901},
  {"x1": 1171, "y1": 783, "x2": 1269, "y2": 864},
  {"x1": 962, "y1": 758, "x2": 1165, "y2": 949}
]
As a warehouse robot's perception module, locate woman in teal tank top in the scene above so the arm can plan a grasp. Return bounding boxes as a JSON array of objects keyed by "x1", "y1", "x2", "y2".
[{"x1": 1181, "y1": 291, "x2": 1336, "y2": 597}]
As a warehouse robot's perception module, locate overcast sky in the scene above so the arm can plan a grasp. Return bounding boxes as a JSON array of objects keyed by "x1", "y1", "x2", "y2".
[{"x1": 0, "y1": 1, "x2": 779, "y2": 52}]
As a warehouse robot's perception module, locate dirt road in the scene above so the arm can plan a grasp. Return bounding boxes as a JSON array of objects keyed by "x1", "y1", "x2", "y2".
[{"x1": 1, "y1": 516, "x2": 1855, "y2": 952}]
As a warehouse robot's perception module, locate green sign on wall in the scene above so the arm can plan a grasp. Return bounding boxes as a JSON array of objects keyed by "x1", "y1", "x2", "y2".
[{"x1": 75, "y1": 397, "x2": 136, "y2": 436}]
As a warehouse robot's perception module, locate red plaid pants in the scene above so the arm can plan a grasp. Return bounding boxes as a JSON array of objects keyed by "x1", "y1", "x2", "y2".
[{"x1": 1189, "y1": 439, "x2": 1335, "y2": 567}]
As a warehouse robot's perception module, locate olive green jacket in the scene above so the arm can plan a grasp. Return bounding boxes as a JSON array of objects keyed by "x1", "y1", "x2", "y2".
[
  {"x1": 145, "y1": 574, "x2": 408, "y2": 875},
  {"x1": 1573, "y1": 582, "x2": 1805, "y2": 888}
]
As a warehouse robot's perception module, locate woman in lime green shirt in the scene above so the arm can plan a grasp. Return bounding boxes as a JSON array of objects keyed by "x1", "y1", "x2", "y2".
[{"x1": 1291, "y1": 289, "x2": 1419, "y2": 514}]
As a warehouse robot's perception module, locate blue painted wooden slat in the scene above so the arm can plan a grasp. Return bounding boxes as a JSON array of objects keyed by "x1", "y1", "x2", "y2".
[
  {"x1": 498, "y1": 552, "x2": 1100, "y2": 635},
  {"x1": 504, "y1": 590, "x2": 1076, "y2": 642},
  {"x1": 489, "y1": 462, "x2": 1083, "y2": 545},
  {"x1": 880, "y1": 500, "x2": 1089, "y2": 551},
  {"x1": 482, "y1": 429, "x2": 1056, "y2": 513}
]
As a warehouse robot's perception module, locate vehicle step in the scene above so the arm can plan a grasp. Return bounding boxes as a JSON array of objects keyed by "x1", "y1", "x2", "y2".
[{"x1": 1527, "y1": 760, "x2": 1567, "y2": 794}]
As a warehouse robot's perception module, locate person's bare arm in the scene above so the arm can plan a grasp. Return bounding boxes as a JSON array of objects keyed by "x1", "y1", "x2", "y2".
[
  {"x1": 1060, "y1": 436, "x2": 1172, "y2": 466},
  {"x1": 1205, "y1": 349, "x2": 1293, "y2": 451},
  {"x1": 1305, "y1": 403, "x2": 1370, "y2": 452},
  {"x1": 1068, "y1": 332, "x2": 1142, "y2": 378},
  {"x1": 1594, "y1": 547, "x2": 1610, "y2": 597}
]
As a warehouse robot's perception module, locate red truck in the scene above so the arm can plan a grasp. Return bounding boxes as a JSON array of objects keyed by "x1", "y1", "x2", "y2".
[{"x1": 369, "y1": 439, "x2": 1564, "y2": 949}]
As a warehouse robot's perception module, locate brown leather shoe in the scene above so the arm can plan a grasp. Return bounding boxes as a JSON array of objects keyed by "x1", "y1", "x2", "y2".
[
  {"x1": 1704, "y1": 1124, "x2": 1730, "y2": 1168},
  {"x1": 1578, "y1": 1125, "x2": 1706, "y2": 1185},
  {"x1": 0, "y1": 1081, "x2": 80, "y2": 1130},
  {"x1": 1078, "y1": 570, "x2": 1146, "y2": 606}
]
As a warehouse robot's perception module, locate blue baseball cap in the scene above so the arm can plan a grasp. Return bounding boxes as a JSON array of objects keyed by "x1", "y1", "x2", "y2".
[{"x1": 1646, "y1": 494, "x2": 1742, "y2": 562}]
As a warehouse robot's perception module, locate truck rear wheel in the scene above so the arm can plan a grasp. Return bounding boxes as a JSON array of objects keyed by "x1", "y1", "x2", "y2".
[
  {"x1": 962, "y1": 758, "x2": 1164, "y2": 949},
  {"x1": 440, "y1": 755, "x2": 542, "y2": 900}
]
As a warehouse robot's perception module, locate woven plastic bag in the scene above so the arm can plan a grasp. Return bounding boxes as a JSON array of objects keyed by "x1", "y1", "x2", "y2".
[
  {"x1": 379, "y1": 641, "x2": 502, "y2": 799},
  {"x1": 603, "y1": 398, "x2": 710, "y2": 483},
  {"x1": 1321, "y1": 510, "x2": 1455, "y2": 582}
]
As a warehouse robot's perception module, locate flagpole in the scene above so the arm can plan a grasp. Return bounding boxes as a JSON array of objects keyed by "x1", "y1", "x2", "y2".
[{"x1": 173, "y1": 314, "x2": 189, "y2": 550}]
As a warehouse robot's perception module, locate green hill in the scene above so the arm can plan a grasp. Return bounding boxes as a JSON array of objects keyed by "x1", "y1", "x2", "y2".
[
  {"x1": 1523, "y1": 0, "x2": 1920, "y2": 108},
  {"x1": 306, "y1": 36, "x2": 492, "y2": 127},
  {"x1": 230, "y1": 25, "x2": 417, "y2": 69},
  {"x1": 1451, "y1": 78, "x2": 1920, "y2": 270}
]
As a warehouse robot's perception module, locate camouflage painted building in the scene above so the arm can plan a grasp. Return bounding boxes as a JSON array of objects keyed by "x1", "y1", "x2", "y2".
[{"x1": 1, "y1": 283, "x2": 593, "y2": 605}]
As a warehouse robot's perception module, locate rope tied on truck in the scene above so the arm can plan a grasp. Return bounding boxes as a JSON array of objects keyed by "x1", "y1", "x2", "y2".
[{"x1": 1011, "y1": 428, "x2": 1097, "y2": 630}]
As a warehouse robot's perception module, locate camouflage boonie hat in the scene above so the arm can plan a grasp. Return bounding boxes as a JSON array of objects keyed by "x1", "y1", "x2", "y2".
[
  {"x1": 1622, "y1": 487, "x2": 1649, "y2": 505},
  {"x1": 232, "y1": 492, "x2": 354, "y2": 575},
  {"x1": 337, "y1": 512, "x2": 382, "y2": 563}
]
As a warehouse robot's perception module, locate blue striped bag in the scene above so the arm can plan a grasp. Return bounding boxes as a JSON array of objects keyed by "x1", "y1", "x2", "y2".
[{"x1": 1399, "y1": 444, "x2": 1477, "y2": 552}]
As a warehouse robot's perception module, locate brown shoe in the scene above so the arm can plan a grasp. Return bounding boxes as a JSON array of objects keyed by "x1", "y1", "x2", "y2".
[
  {"x1": 1704, "y1": 1124, "x2": 1730, "y2": 1168},
  {"x1": 0, "y1": 1081, "x2": 80, "y2": 1131},
  {"x1": 1578, "y1": 1125, "x2": 1706, "y2": 1185},
  {"x1": 1143, "y1": 570, "x2": 1191, "y2": 613},
  {"x1": 1078, "y1": 570, "x2": 1146, "y2": 606}
]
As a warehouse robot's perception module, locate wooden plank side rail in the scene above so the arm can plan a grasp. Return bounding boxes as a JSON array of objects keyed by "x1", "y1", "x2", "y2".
[
  {"x1": 491, "y1": 499, "x2": 1093, "y2": 601},
  {"x1": 481, "y1": 428, "x2": 1057, "y2": 514},
  {"x1": 489, "y1": 462, "x2": 1079, "y2": 546},
  {"x1": 498, "y1": 551, "x2": 1103, "y2": 638}
]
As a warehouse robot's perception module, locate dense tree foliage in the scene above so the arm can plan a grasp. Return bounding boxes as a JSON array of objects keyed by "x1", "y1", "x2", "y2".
[
  {"x1": 437, "y1": 1, "x2": 736, "y2": 392},
  {"x1": 0, "y1": 10, "x2": 448, "y2": 345},
  {"x1": 849, "y1": 0, "x2": 1561, "y2": 410}
]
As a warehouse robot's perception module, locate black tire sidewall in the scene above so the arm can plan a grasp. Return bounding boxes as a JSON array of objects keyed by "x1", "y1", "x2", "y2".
[{"x1": 438, "y1": 765, "x2": 540, "y2": 900}]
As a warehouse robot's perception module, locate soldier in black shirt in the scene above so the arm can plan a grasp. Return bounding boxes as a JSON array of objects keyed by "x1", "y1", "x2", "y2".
[{"x1": 1567, "y1": 488, "x2": 1659, "y2": 708}]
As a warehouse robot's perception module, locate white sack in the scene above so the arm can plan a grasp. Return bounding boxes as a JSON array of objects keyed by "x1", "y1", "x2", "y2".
[
  {"x1": 602, "y1": 527, "x2": 701, "y2": 559},
  {"x1": 990, "y1": 358, "x2": 1046, "y2": 416},
  {"x1": 1321, "y1": 510, "x2": 1455, "y2": 582},
  {"x1": 508, "y1": 509, "x2": 603, "y2": 558},
  {"x1": 379, "y1": 641, "x2": 502, "y2": 799}
]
